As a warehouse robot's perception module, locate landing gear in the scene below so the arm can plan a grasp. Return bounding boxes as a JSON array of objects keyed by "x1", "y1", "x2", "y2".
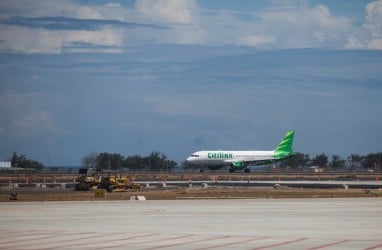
[
  {"x1": 229, "y1": 167, "x2": 235, "y2": 173},
  {"x1": 244, "y1": 168, "x2": 251, "y2": 173},
  {"x1": 199, "y1": 168, "x2": 204, "y2": 173}
]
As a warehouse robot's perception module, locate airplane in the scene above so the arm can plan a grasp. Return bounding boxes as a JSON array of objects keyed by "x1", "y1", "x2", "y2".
[{"x1": 186, "y1": 130, "x2": 295, "y2": 173}]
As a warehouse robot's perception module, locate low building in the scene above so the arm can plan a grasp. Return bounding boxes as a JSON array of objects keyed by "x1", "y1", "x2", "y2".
[
  {"x1": 309, "y1": 166, "x2": 324, "y2": 173},
  {"x1": 0, "y1": 162, "x2": 11, "y2": 168}
]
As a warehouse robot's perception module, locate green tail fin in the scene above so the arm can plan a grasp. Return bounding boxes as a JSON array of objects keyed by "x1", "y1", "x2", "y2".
[{"x1": 273, "y1": 130, "x2": 295, "y2": 157}]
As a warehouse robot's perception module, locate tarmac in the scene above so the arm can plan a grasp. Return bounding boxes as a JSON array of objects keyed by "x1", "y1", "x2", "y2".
[
  {"x1": 137, "y1": 180, "x2": 382, "y2": 189},
  {"x1": 1, "y1": 198, "x2": 382, "y2": 249}
]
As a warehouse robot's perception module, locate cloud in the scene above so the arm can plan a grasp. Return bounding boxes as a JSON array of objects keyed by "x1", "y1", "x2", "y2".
[
  {"x1": 345, "y1": 0, "x2": 382, "y2": 50},
  {"x1": 367, "y1": 38, "x2": 382, "y2": 49},
  {"x1": 76, "y1": 6, "x2": 103, "y2": 19},
  {"x1": 0, "y1": 16, "x2": 163, "y2": 31},
  {"x1": 365, "y1": 0, "x2": 382, "y2": 37},
  {"x1": 130, "y1": 1, "x2": 381, "y2": 50},
  {"x1": 131, "y1": 0, "x2": 206, "y2": 45},
  {"x1": 0, "y1": 14, "x2": 170, "y2": 53},
  {"x1": 135, "y1": 0, "x2": 199, "y2": 24},
  {"x1": 1, "y1": 0, "x2": 382, "y2": 53},
  {"x1": 237, "y1": 35, "x2": 276, "y2": 47},
  {"x1": 250, "y1": 5, "x2": 352, "y2": 48},
  {"x1": 345, "y1": 35, "x2": 365, "y2": 49},
  {"x1": 0, "y1": 1, "x2": 127, "y2": 54},
  {"x1": 0, "y1": 1, "x2": 166, "y2": 54},
  {"x1": 105, "y1": 3, "x2": 121, "y2": 8},
  {"x1": 365, "y1": 0, "x2": 382, "y2": 49},
  {"x1": 0, "y1": 24, "x2": 124, "y2": 54},
  {"x1": 131, "y1": 1, "x2": 354, "y2": 49}
]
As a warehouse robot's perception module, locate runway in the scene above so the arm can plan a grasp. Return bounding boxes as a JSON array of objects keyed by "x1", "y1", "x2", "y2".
[
  {"x1": 137, "y1": 180, "x2": 382, "y2": 189},
  {"x1": 1, "y1": 198, "x2": 382, "y2": 249}
]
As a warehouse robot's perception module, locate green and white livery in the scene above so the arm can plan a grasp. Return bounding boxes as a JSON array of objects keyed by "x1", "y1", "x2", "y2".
[{"x1": 186, "y1": 130, "x2": 295, "y2": 173}]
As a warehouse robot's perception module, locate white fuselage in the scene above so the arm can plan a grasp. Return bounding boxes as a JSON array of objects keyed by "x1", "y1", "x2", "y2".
[
  {"x1": 186, "y1": 130, "x2": 295, "y2": 171},
  {"x1": 186, "y1": 150, "x2": 275, "y2": 166}
]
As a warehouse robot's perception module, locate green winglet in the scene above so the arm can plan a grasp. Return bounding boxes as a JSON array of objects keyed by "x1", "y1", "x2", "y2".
[{"x1": 273, "y1": 130, "x2": 295, "y2": 158}]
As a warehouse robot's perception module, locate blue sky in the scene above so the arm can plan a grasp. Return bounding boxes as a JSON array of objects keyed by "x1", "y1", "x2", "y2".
[{"x1": 0, "y1": 0, "x2": 382, "y2": 166}]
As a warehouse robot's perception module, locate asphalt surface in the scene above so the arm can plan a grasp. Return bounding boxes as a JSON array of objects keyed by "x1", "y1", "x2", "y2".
[
  {"x1": 137, "y1": 180, "x2": 382, "y2": 189},
  {"x1": 1, "y1": 198, "x2": 382, "y2": 249}
]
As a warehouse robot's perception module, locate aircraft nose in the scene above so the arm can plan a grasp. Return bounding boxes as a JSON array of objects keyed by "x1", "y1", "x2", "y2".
[{"x1": 186, "y1": 157, "x2": 193, "y2": 162}]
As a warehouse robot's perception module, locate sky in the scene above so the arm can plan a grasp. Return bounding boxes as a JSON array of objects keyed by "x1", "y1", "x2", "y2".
[{"x1": 0, "y1": 0, "x2": 382, "y2": 166}]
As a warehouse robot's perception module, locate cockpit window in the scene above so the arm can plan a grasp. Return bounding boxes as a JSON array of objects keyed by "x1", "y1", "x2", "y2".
[{"x1": 191, "y1": 154, "x2": 199, "y2": 157}]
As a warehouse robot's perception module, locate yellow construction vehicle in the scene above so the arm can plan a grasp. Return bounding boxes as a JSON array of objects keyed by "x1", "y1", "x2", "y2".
[
  {"x1": 74, "y1": 168, "x2": 100, "y2": 191},
  {"x1": 75, "y1": 168, "x2": 140, "y2": 192},
  {"x1": 97, "y1": 176, "x2": 140, "y2": 192}
]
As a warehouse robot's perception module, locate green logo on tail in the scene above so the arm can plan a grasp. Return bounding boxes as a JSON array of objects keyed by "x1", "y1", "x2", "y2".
[{"x1": 273, "y1": 130, "x2": 295, "y2": 158}]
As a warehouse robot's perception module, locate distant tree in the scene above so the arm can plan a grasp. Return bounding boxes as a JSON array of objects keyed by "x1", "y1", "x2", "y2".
[
  {"x1": 182, "y1": 160, "x2": 200, "y2": 172},
  {"x1": 11, "y1": 152, "x2": 19, "y2": 167},
  {"x1": 362, "y1": 153, "x2": 382, "y2": 171},
  {"x1": 279, "y1": 152, "x2": 311, "y2": 169},
  {"x1": 125, "y1": 155, "x2": 146, "y2": 171},
  {"x1": 81, "y1": 152, "x2": 98, "y2": 168},
  {"x1": 144, "y1": 152, "x2": 177, "y2": 171},
  {"x1": 80, "y1": 152, "x2": 178, "y2": 172},
  {"x1": 347, "y1": 154, "x2": 363, "y2": 170},
  {"x1": 165, "y1": 160, "x2": 177, "y2": 171},
  {"x1": 49, "y1": 167, "x2": 59, "y2": 173},
  {"x1": 96, "y1": 152, "x2": 126, "y2": 171},
  {"x1": 311, "y1": 153, "x2": 328, "y2": 169},
  {"x1": 9, "y1": 152, "x2": 44, "y2": 171},
  {"x1": 329, "y1": 155, "x2": 345, "y2": 171}
]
